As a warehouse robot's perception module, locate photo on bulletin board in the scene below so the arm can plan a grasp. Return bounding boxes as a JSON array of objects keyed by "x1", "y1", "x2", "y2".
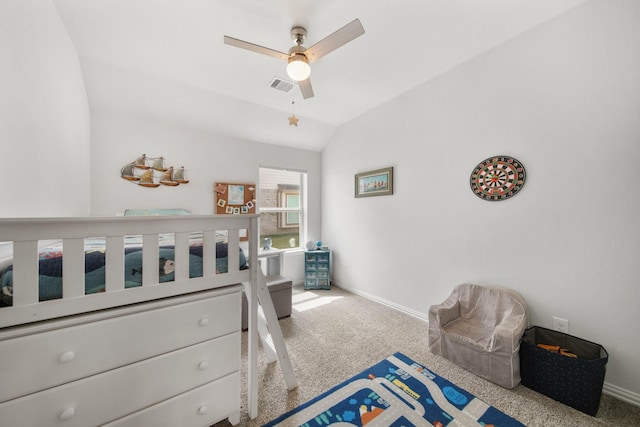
[{"x1": 214, "y1": 182, "x2": 256, "y2": 215}]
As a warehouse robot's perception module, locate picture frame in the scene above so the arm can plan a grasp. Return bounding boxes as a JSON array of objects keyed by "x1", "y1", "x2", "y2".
[{"x1": 355, "y1": 167, "x2": 393, "y2": 198}]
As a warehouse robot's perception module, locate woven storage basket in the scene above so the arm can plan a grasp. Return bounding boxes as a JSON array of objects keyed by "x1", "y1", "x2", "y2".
[{"x1": 520, "y1": 326, "x2": 608, "y2": 416}]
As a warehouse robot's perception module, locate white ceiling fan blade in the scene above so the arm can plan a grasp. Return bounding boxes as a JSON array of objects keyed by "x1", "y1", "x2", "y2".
[
  {"x1": 223, "y1": 36, "x2": 289, "y2": 61},
  {"x1": 299, "y1": 77, "x2": 314, "y2": 99},
  {"x1": 304, "y1": 19, "x2": 365, "y2": 63}
]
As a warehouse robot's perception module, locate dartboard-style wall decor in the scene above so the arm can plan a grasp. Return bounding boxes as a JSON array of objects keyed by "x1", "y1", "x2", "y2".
[{"x1": 470, "y1": 156, "x2": 526, "y2": 201}]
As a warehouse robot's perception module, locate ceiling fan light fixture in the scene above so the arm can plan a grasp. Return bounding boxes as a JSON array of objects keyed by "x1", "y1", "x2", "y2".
[
  {"x1": 287, "y1": 54, "x2": 311, "y2": 81},
  {"x1": 224, "y1": 18, "x2": 364, "y2": 99}
]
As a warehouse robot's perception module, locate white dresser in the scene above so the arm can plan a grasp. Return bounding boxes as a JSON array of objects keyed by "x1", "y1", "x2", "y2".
[{"x1": 0, "y1": 285, "x2": 242, "y2": 427}]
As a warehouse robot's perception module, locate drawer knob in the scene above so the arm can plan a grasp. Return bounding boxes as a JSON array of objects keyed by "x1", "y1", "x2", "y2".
[
  {"x1": 198, "y1": 405, "x2": 208, "y2": 415},
  {"x1": 199, "y1": 318, "x2": 209, "y2": 327},
  {"x1": 198, "y1": 361, "x2": 209, "y2": 371},
  {"x1": 59, "y1": 351, "x2": 75, "y2": 363},
  {"x1": 60, "y1": 407, "x2": 75, "y2": 420}
]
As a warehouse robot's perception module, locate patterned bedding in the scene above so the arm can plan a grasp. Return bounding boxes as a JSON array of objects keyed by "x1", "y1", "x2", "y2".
[{"x1": 0, "y1": 237, "x2": 247, "y2": 306}]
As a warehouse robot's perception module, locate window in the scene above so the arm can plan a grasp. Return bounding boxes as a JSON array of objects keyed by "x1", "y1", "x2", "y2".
[
  {"x1": 280, "y1": 186, "x2": 300, "y2": 228},
  {"x1": 259, "y1": 167, "x2": 306, "y2": 249}
]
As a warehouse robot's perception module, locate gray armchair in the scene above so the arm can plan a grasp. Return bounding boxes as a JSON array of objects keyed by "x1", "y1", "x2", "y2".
[{"x1": 428, "y1": 283, "x2": 528, "y2": 389}]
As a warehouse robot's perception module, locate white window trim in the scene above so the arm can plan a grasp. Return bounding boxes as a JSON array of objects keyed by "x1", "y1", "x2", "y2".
[{"x1": 258, "y1": 167, "x2": 307, "y2": 250}]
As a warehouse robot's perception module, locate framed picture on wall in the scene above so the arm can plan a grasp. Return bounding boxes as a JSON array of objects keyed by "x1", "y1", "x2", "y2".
[{"x1": 355, "y1": 167, "x2": 394, "y2": 198}]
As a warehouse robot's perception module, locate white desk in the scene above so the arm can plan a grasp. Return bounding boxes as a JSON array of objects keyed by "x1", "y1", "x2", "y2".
[{"x1": 258, "y1": 248, "x2": 284, "y2": 276}]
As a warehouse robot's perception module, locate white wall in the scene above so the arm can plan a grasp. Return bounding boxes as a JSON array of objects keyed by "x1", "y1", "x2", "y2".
[
  {"x1": 90, "y1": 111, "x2": 321, "y2": 282},
  {"x1": 322, "y1": 0, "x2": 640, "y2": 400},
  {"x1": 0, "y1": 0, "x2": 90, "y2": 217},
  {"x1": 90, "y1": 111, "x2": 321, "y2": 217}
]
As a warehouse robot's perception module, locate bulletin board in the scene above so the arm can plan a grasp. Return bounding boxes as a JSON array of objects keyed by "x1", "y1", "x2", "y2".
[{"x1": 214, "y1": 182, "x2": 256, "y2": 215}]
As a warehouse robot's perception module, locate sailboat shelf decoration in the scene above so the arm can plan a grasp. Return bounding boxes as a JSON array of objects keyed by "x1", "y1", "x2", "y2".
[{"x1": 120, "y1": 154, "x2": 190, "y2": 188}]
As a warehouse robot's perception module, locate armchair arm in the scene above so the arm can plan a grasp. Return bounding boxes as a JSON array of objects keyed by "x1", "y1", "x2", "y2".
[
  {"x1": 491, "y1": 312, "x2": 528, "y2": 353},
  {"x1": 428, "y1": 295, "x2": 461, "y2": 352},
  {"x1": 428, "y1": 295, "x2": 461, "y2": 329}
]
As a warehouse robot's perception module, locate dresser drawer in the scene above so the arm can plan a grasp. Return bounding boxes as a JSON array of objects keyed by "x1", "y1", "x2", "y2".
[
  {"x1": 0, "y1": 289, "x2": 240, "y2": 403},
  {"x1": 105, "y1": 373, "x2": 240, "y2": 427},
  {"x1": 0, "y1": 333, "x2": 239, "y2": 427}
]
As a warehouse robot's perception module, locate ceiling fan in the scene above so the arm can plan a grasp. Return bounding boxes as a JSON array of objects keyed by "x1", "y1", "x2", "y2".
[{"x1": 223, "y1": 19, "x2": 365, "y2": 99}]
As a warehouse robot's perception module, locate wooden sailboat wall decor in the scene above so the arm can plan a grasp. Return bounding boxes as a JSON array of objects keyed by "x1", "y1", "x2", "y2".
[{"x1": 120, "y1": 154, "x2": 190, "y2": 188}]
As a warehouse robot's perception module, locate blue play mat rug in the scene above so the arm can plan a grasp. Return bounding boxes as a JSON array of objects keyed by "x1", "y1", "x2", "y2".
[{"x1": 264, "y1": 352, "x2": 524, "y2": 426}]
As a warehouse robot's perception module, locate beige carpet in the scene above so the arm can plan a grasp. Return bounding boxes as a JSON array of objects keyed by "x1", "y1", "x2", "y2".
[{"x1": 214, "y1": 286, "x2": 640, "y2": 427}]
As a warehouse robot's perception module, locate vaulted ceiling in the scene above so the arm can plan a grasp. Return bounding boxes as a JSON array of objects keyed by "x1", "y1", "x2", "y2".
[{"x1": 52, "y1": 0, "x2": 588, "y2": 151}]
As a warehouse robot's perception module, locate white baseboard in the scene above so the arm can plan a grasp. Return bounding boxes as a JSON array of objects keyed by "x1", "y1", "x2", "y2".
[
  {"x1": 603, "y1": 382, "x2": 640, "y2": 407},
  {"x1": 334, "y1": 283, "x2": 428, "y2": 322},
  {"x1": 333, "y1": 283, "x2": 640, "y2": 408}
]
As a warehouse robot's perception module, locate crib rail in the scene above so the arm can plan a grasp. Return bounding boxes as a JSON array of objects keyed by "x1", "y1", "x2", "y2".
[{"x1": 0, "y1": 215, "x2": 258, "y2": 328}]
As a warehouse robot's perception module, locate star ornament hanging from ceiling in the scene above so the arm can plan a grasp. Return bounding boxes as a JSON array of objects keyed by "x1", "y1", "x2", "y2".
[{"x1": 288, "y1": 114, "x2": 299, "y2": 127}]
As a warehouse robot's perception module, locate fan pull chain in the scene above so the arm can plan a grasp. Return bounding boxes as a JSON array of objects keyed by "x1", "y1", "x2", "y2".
[{"x1": 288, "y1": 96, "x2": 299, "y2": 127}]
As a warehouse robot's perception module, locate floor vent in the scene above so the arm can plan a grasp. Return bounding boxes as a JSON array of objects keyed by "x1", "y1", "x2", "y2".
[{"x1": 269, "y1": 77, "x2": 295, "y2": 93}]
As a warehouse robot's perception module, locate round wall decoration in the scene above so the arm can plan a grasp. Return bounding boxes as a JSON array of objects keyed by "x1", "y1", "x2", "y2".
[{"x1": 470, "y1": 155, "x2": 526, "y2": 201}]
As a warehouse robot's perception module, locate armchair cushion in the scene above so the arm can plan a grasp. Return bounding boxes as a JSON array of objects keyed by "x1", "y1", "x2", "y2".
[{"x1": 428, "y1": 283, "x2": 528, "y2": 389}]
